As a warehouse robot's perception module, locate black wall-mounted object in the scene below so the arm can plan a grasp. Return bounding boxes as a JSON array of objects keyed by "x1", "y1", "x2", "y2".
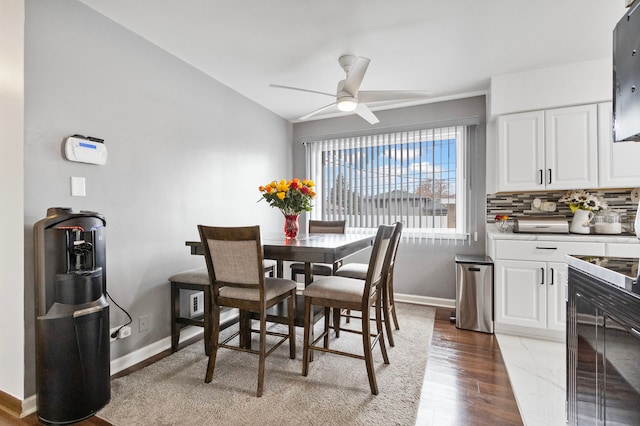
[
  {"x1": 34, "y1": 208, "x2": 110, "y2": 425},
  {"x1": 613, "y1": 3, "x2": 640, "y2": 142}
]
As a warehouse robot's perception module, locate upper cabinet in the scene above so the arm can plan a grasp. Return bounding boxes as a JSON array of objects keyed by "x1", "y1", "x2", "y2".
[
  {"x1": 497, "y1": 104, "x2": 599, "y2": 192},
  {"x1": 597, "y1": 102, "x2": 640, "y2": 188}
]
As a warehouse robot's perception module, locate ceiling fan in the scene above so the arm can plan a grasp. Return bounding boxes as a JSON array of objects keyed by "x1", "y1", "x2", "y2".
[{"x1": 270, "y1": 55, "x2": 431, "y2": 124}]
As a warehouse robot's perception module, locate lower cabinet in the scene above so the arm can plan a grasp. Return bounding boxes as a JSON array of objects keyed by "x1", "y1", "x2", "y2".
[
  {"x1": 490, "y1": 237, "x2": 606, "y2": 340},
  {"x1": 495, "y1": 260, "x2": 566, "y2": 333}
]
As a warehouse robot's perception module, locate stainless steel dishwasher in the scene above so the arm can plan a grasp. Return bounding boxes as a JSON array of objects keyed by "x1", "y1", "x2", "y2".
[{"x1": 455, "y1": 255, "x2": 494, "y2": 333}]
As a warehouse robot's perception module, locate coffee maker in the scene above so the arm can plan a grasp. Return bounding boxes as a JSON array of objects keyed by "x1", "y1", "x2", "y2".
[{"x1": 34, "y1": 208, "x2": 110, "y2": 424}]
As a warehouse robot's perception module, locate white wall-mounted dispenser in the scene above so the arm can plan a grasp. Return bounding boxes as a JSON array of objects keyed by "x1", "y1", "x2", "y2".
[{"x1": 64, "y1": 135, "x2": 107, "y2": 165}]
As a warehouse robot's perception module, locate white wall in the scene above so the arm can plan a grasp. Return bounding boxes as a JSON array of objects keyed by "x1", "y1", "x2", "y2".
[
  {"x1": 486, "y1": 58, "x2": 613, "y2": 194},
  {"x1": 22, "y1": 0, "x2": 292, "y2": 399},
  {"x1": 0, "y1": 0, "x2": 25, "y2": 401}
]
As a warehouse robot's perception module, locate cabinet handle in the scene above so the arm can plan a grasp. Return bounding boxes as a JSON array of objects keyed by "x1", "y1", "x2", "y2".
[
  {"x1": 535, "y1": 246, "x2": 558, "y2": 250},
  {"x1": 550, "y1": 268, "x2": 555, "y2": 285},
  {"x1": 539, "y1": 169, "x2": 543, "y2": 185},
  {"x1": 631, "y1": 328, "x2": 640, "y2": 339},
  {"x1": 547, "y1": 169, "x2": 552, "y2": 185},
  {"x1": 540, "y1": 267, "x2": 545, "y2": 285}
]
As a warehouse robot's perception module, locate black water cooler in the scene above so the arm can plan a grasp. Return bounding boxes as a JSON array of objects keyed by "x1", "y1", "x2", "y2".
[{"x1": 34, "y1": 208, "x2": 110, "y2": 424}]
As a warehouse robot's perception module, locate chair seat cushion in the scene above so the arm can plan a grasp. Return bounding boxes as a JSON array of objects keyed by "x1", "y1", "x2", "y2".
[
  {"x1": 168, "y1": 267, "x2": 209, "y2": 285},
  {"x1": 334, "y1": 263, "x2": 368, "y2": 280},
  {"x1": 290, "y1": 262, "x2": 333, "y2": 275},
  {"x1": 220, "y1": 278, "x2": 296, "y2": 302},
  {"x1": 302, "y1": 276, "x2": 364, "y2": 303}
]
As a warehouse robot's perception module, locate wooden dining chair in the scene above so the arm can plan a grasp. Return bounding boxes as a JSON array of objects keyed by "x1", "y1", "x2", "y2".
[
  {"x1": 198, "y1": 225, "x2": 297, "y2": 397},
  {"x1": 301, "y1": 223, "x2": 395, "y2": 395},
  {"x1": 333, "y1": 222, "x2": 403, "y2": 346},
  {"x1": 289, "y1": 220, "x2": 346, "y2": 282}
]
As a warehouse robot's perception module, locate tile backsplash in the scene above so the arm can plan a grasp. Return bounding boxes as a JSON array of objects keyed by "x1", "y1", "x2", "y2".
[{"x1": 486, "y1": 189, "x2": 638, "y2": 223}]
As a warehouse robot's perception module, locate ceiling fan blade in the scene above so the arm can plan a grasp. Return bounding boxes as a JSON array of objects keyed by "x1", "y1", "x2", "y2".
[
  {"x1": 269, "y1": 84, "x2": 334, "y2": 98},
  {"x1": 358, "y1": 90, "x2": 431, "y2": 103},
  {"x1": 299, "y1": 102, "x2": 337, "y2": 121},
  {"x1": 342, "y1": 56, "x2": 370, "y2": 96},
  {"x1": 355, "y1": 103, "x2": 379, "y2": 125}
]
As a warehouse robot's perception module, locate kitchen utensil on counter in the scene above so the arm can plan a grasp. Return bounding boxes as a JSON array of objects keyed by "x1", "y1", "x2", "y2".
[{"x1": 513, "y1": 215, "x2": 569, "y2": 234}]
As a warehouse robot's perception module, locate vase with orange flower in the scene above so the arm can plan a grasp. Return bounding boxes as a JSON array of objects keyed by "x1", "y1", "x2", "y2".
[{"x1": 258, "y1": 178, "x2": 316, "y2": 239}]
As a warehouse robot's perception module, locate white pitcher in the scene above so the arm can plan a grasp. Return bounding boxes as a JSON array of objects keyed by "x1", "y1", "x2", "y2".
[{"x1": 570, "y1": 209, "x2": 594, "y2": 234}]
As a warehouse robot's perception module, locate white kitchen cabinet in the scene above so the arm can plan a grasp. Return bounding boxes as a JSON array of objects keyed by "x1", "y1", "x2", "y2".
[
  {"x1": 597, "y1": 102, "x2": 640, "y2": 188},
  {"x1": 494, "y1": 259, "x2": 566, "y2": 333},
  {"x1": 497, "y1": 104, "x2": 598, "y2": 192},
  {"x1": 497, "y1": 111, "x2": 544, "y2": 192},
  {"x1": 490, "y1": 237, "x2": 604, "y2": 340}
]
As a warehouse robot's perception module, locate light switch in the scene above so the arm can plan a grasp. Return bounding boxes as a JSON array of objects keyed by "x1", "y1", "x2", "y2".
[{"x1": 71, "y1": 176, "x2": 86, "y2": 196}]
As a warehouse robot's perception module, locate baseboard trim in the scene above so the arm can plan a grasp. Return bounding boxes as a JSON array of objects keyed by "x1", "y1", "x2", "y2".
[
  {"x1": 395, "y1": 293, "x2": 455, "y2": 309},
  {"x1": 0, "y1": 389, "x2": 22, "y2": 418},
  {"x1": 111, "y1": 326, "x2": 204, "y2": 375}
]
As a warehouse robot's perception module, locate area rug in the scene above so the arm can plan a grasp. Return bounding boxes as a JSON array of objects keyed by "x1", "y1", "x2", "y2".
[{"x1": 98, "y1": 303, "x2": 435, "y2": 426}]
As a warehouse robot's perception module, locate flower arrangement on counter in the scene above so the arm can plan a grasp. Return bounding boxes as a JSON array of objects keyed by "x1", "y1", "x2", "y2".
[
  {"x1": 258, "y1": 178, "x2": 316, "y2": 215},
  {"x1": 558, "y1": 190, "x2": 608, "y2": 213}
]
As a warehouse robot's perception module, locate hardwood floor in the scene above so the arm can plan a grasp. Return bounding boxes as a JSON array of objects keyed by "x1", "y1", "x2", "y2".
[
  {"x1": 418, "y1": 308, "x2": 523, "y2": 425},
  {"x1": 2, "y1": 307, "x2": 522, "y2": 425}
]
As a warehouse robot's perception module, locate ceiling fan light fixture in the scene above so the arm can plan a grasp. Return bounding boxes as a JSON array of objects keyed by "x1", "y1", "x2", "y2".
[{"x1": 337, "y1": 96, "x2": 357, "y2": 112}]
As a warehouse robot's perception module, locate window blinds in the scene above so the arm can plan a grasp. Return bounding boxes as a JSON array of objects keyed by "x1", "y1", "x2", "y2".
[{"x1": 305, "y1": 125, "x2": 473, "y2": 244}]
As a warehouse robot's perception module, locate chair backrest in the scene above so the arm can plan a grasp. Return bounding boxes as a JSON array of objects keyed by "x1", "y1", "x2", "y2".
[
  {"x1": 363, "y1": 224, "x2": 396, "y2": 299},
  {"x1": 197, "y1": 225, "x2": 264, "y2": 291},
  {"x1": 385, "y1": 222, "x2": 403, "y2": 272},
  {"x1": 308, "y1": 220, "x2": 346, "y2": 234}
]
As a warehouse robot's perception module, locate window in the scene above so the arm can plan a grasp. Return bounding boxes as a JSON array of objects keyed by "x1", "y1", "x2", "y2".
[{"x1": 305, "y1": 125, "x2": 469, "y2": 240}]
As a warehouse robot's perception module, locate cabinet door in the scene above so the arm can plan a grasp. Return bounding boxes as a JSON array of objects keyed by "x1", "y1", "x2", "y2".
[
  {"x1": 546, "y1": 261, "x2": 567, "y2": 332},
  {"x1": 598, "y1": 102, "x2": 640, "y2": 188},
  {"x1": 495, "y1": 259, "x2": 546, "y2": 328},
  {"x1": 545, "y1": 104, "x2": 598, "y2": 190},
  {"x1": 497, "y1": 111, "x2": 545, "y2": 192}
]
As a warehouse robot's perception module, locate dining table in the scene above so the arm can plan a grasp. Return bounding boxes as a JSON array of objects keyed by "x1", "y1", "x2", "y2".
[{"x1": 185, "y1": 232, "x2": 375, "y2": 327}]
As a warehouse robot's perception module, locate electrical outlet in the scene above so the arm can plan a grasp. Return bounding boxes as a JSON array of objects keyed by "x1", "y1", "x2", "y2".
[
  {"x1": 139, "y1": 315, "x2": 150, "y2": 332},
  {"x1": 110, "y1": 325, "x2": 132, "y2": 342},
  {"x1": 118, "y1": 326, "x2": 132, "y2": 339}
]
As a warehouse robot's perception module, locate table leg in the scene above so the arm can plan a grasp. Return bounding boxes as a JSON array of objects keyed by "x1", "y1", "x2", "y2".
[{"x1": 304, "y1": 262, "x2": 313, "y2": 287}]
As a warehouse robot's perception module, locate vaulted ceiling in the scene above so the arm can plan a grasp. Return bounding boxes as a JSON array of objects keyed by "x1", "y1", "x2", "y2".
[{"x1": 79, "y1": 0, "x2": 626, "y2": 122}]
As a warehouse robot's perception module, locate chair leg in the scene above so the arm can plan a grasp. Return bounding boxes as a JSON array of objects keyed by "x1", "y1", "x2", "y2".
[
  {"x1": 170, "y1": 282, "x2": 180, "y2": 352},
  {"x1": 288, "y1": 291, "x2": 296, "y2": 359},
  {"x1": 382, "y1": 276, "x2": 395, "y2": 347},
  {"x1": 257, "y1": 312, "x2": 267, "y2": 397},
  {"x1": 376, "y1": 295, "x2": 390, "y2": 365},
  {"x1": 302, "y1": 297, "x2": 312, "y2": 376},
  {"x1": 332, "y1": 308, "x2": 341, "y2": 338},
  {"x1": 361, "y1": 306, "x2": 378, "y2": 395},
  {"x1": 323, "y1": 307, "x2": 330, "y2": 348},
  {"x1": 204, "y1": 304, "x2": 221, "y2": 383},
  {"x1": 203, "y1": 287, "x2": 212, "y2": 356},
  {"x1": 389, "y1": 273, "x2": 400, "y2": 330}
]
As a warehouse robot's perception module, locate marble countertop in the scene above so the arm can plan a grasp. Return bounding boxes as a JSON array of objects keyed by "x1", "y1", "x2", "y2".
[
  {"x1": 566, "y1": 254, "x2": 639, "y2": 292},
  {"x1": 487, "y1": 226, "x2": 640, "y2": 244}
]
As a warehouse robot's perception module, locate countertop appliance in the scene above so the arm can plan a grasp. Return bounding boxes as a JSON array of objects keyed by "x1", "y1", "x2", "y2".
[{"x1": 513, "y1": 215, "x2": 569, "y2": 234}]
